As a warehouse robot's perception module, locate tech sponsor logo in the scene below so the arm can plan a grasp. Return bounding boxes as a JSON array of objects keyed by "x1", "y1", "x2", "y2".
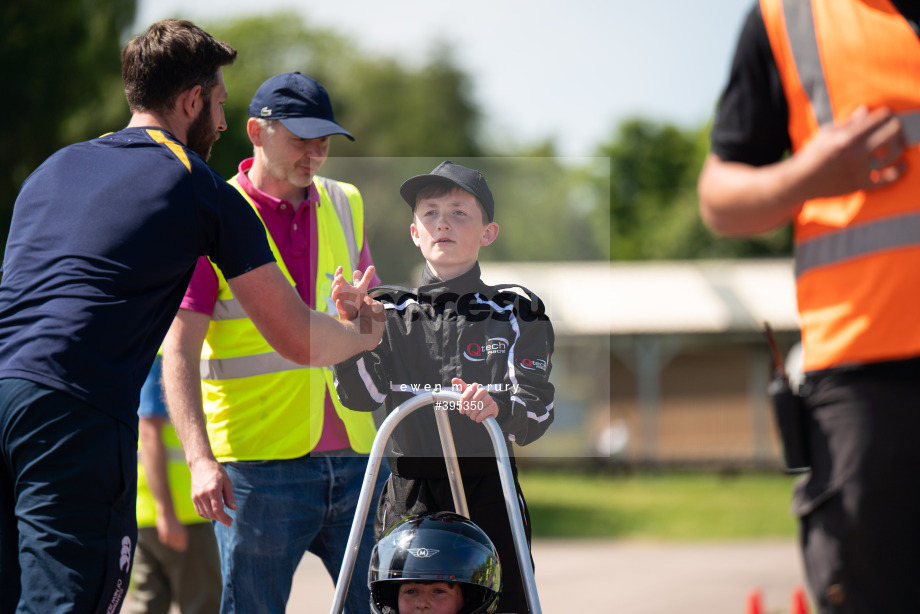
[
  {"x1": 408, "y1": 548, "x2": 440, "y2": 558},
  {"x1": 463, "y1": 337, "x2": 509, "y2": 362},
  {"x1": 519, "y1": 357, "x2": 547, "y2": 372}
]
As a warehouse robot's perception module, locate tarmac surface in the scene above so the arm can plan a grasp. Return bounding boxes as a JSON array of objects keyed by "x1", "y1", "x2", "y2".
[{"x1": 288, "y1": 538, "x2": 807, "y2": 613}]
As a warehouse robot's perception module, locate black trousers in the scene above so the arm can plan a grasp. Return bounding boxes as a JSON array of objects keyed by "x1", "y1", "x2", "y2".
[
  {"x1": 0, "y1": 378, "x2": 137, "y2": 614},
  {"x1": 796, "y1": 361, "x2": 920, "y2": 613},
  {"x1": 376, "y1": 467, "x2": 533, "y2": 614}
]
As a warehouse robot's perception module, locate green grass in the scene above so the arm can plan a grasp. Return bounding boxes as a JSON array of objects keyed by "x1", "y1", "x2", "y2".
[{"x1": 518, "y1": 469, "x2": 800, "y2": 540}]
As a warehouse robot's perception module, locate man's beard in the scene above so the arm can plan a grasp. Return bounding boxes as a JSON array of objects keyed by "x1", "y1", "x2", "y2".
[{"x1": 187, "y1": 98, "x2": 218, "y2": 161}]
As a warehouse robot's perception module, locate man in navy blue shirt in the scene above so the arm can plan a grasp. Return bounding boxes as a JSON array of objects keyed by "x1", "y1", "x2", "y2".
[{"x1": 0, "y1": 19, "x2": 383, "y2": 614}]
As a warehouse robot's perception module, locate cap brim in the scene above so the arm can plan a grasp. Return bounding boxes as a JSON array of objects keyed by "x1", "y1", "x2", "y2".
[
  {"x1": 278, "y1": 117, "x2": 355, "y2": 141},
  {"x1": 399, "y1": 174, "x2": 450, "y2": 209}
]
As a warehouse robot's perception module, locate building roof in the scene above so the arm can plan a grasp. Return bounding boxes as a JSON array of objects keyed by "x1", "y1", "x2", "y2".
[{"x1": 479, "y1": 259, "x2": 799, "y2": 336}]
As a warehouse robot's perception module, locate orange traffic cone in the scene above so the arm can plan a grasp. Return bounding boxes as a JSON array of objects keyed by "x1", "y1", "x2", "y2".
[
  {"x1": 746, "y1": 588, "x2": 762, "y2": 614},
  {"x1": 791, "y1": 586, "x2": 809, "y2": 614}
]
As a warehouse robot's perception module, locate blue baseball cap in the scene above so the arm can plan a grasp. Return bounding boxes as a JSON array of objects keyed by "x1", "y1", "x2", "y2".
[
  {"x1": 248, "y1": 72, "x2": 354, "y2": 141},
  {"x1": 400, "y1": 161, "x2": 495, "y2": 222}
]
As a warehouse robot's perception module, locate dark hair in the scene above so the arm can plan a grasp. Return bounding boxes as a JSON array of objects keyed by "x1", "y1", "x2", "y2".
[
  {"x1": 414, "y1": 178, "x2": 488, "y2": 224},
  {"x1": 121, "y1": 19, "x2": 237, "y2": 114}
]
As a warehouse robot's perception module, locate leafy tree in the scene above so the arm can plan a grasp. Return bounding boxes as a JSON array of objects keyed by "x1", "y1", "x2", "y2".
[
  {"x1": 1, "y1": 8, "x2": 610, "y2": 273},
  {"x1": 1, "y1": 0, "x2": 136, "y2": 250},
  {"x1": 203, "y1": 16, "x2": 484, "y2": 177},
  {"x1": 337, "y1": 48, "x2": 483, "y2": 158},
  {"x1": 601, "y1": 118, "x2": 791, "y2": 260}
]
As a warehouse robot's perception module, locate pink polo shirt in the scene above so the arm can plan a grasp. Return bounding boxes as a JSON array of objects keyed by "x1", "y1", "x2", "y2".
[{"x1": 180, "y1": 158, "x2": 380, "y2": 452}]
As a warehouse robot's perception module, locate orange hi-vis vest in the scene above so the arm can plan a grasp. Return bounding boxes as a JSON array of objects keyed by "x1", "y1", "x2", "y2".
[{"x1": 761, "y1": 0, "x2": 920, "y2": 371}]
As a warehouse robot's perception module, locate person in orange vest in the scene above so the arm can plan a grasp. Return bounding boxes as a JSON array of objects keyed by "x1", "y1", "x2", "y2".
[{"x1": 698, "y1": 1, "x2": 920, "y2": 611}]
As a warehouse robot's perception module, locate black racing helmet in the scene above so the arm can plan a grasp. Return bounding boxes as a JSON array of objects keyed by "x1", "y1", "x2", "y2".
[{"x1": 369, "y1": 512, "x2": 502, "y2": 614}]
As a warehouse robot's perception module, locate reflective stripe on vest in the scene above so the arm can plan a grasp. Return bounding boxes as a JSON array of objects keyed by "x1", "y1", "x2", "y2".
[
  {"x1": 795, "y1": 211, "x2": 920, "y2": 277},
  {"x1": 200, "y1": 351, "x2": 305, "y2": 380},
  {"x1": 761, "y1": 0, "x2": 920, "y2": 369},
  {"x1": 317, "y1": 176, "x2": 360, "y2": 271},
  {"x1": 780, "y1": 0, "x2": 920, "y2": 145}
]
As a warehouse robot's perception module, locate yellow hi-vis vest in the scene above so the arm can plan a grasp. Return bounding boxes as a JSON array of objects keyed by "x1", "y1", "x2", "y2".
[
  {"x1": 137, "y1": 422, "x2": 202, "y2": 527},
  {"x1": 198, "y1": 174, "x2": 378, "y2": 461}
]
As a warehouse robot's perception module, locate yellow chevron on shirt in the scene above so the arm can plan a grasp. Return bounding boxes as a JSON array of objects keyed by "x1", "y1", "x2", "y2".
[{"x1": 146, "y1": 129, "x2": 191, "y2": 172}]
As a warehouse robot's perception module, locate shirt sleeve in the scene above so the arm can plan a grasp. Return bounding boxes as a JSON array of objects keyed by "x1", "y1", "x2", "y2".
[
  {"x1": 179, "y1": 256, "x2": 219, "y2": 316},
  {"x1": 201, "y1": 176, "x2": 275, "y2": 279},
  {"x1": 710, "y1": 3, "x2": 791, "y2": 166},
  {"x1": 491, "y1": 292, "x2": 555, "y2": 446},
  {"x1": 332, "y1": 327, "x2": 393, "y2": 412}
]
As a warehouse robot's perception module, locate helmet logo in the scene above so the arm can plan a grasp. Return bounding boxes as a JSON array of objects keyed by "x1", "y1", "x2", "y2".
[{"x1": 408, "y1": 548, "x2": 439, "y2": 558}]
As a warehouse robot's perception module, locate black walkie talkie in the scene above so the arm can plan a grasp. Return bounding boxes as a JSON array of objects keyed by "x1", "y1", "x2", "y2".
[{"x1": 764, "y1": 323, "x2": 810, "y2": 472}]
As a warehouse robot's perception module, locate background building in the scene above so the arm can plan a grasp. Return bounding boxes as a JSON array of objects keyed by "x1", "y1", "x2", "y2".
[{"x1": 482, "y1": 259, "x2": 800, "y2": 467}]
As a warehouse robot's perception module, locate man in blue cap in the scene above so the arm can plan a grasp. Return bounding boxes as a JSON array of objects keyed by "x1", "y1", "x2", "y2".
[{"x1": 161, "y1": 72, "x2": 387, "y2": 614}]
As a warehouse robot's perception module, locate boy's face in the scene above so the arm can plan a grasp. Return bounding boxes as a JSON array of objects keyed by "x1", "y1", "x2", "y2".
[
  {"x1": 410, "y1": 187, "x2": 499, "y2": 281},
  {"x1": 398, "y1": 581, "x2": 464, "y2": 614}
]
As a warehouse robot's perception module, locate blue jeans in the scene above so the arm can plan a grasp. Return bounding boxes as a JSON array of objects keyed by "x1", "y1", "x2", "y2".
[{"x1": 214, "y1": 453, "x2": 388, "y2": 614}]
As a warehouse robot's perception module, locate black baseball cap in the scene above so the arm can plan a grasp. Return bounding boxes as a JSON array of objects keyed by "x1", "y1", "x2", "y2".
[
  {"x1": 248, "y1": 72, "x2": 354, "y2": 141},
  {"x1": 399, "y1": 161, "x2": 495, "y2": 222}
]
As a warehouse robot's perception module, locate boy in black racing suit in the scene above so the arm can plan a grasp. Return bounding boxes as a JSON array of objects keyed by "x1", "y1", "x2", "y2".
[{"x1": 332, "y1": 161, "x2": 554, "y2": 613}]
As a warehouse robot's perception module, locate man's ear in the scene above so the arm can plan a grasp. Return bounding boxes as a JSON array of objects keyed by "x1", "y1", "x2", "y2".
[
  {"x1": 480, "y1": 222, "x2": 500, "y2": 246},
  {"x1": 247, "y1": 118, "x2": 263, "y2": 146},
  {"x1": 410, "y1": 222, "x2": 421, "y2": 247},
  {"x1": 177, "y1": 84, "x2": 204, "y2": 119}
]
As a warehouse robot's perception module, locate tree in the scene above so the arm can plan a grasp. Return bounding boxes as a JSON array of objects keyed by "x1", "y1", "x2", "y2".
[
  {"x1": 336, "y1": 47, "x2": 483, "y2": 158},
  {"x1": 0, "y1": 0, "x2": 136, "y2": 250},
  {"x1": 1, "y1": 8, "x2": 610, "y2": 274},
  {"x1": 600, "y1": 118, "x2": 791, "y2": 261}
]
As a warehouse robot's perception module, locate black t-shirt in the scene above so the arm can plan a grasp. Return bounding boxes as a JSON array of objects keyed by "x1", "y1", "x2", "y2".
[
  {"x1": 0, "y1": 127, "x2": 274, "y2": 429},
  {"x1": 711, "y1": 1, "x2": 920, "y2": 166}
]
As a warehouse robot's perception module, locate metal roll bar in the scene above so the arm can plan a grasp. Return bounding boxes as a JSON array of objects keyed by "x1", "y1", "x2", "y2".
[{"x1": 329, "y1": 390, "x2": 541, "y2": 614}]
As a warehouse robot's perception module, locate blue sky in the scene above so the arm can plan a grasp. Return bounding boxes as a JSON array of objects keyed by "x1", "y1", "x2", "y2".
[{"x1": 133, "y1": 0, "x2": 753, "y2": 157}]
